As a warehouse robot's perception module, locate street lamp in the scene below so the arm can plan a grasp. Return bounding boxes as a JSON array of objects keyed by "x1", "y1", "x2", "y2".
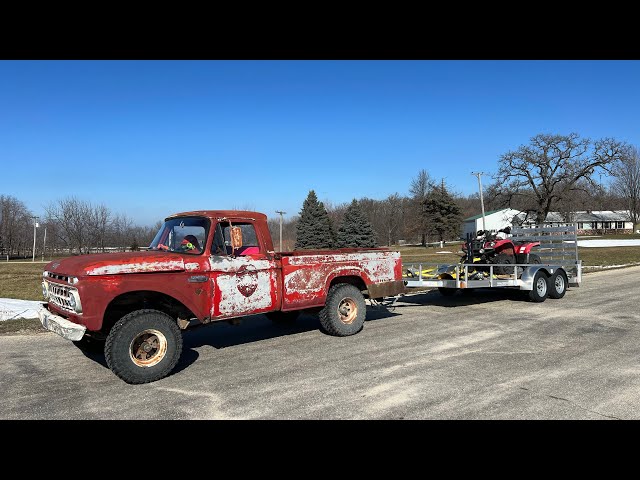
[
  {"x1": 32, "y1": 216, "x2": 39, "y2": 262},
  {"x1": 275, "y1": 210, "x2": 286, "y2": 252}
]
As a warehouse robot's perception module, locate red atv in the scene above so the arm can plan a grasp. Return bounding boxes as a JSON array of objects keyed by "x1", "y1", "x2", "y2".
[{"x1": 462, "y1": 226, "x2": 541, "y2": 275}]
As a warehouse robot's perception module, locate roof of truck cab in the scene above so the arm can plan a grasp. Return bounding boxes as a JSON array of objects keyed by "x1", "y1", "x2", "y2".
[{"x1": 167, "y1": 210, "x2": 268, "y2": 221}]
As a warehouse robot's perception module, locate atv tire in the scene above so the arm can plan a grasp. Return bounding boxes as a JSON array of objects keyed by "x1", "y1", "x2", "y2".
[{"x1": 493, "y1": 253, "x2": 515, "y2": 275}]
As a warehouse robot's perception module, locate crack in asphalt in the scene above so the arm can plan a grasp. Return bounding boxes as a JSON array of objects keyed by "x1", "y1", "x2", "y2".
[{"x1": 519, "y1": 387, "x2": 621, "y2": 420}]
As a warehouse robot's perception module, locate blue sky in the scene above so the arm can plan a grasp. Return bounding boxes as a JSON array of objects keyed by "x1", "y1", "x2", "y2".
[{"x1": 1, "y1": 60, "x2": 639, "y2": 226}]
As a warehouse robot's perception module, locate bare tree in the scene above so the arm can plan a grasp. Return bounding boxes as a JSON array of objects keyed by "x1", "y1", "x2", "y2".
[
  {"x1": 0, "y1": 195, "x2": 33, "y2": 258},
  {"x1": 489, "y1": 133, "x2": 631, "y2": 224},
  {"x1": 612, "y1": 146, "x2": 640, "y2": 228},
  {"x1": 408, "y1": 169, "x2": 435, "y2": 246},
  {"x1": 44, "y1": 196, "x2": 95, "y2": 254}
]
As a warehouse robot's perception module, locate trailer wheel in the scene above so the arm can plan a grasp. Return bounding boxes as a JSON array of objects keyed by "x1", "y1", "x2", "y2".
[
  {"x1": 548, "y1": 270, "x2": 568, "y2": 299},
  {"x1": 104, "y1": 309, "x2": 183, "y2": 384},
  {"x1": 528, "y1": 270, "x2": 549, "y2": 302},
  {"x1": 319, "y1": 283, "x2": 366, "y2": 337},
  {"x1": 266, "y1": 310, "x2": 300, "y2": 323}
]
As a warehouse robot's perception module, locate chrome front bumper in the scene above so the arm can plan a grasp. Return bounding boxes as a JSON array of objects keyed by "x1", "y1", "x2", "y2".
[{"x1": 38, "y1": 305, "x2": 86, "y2": 341}]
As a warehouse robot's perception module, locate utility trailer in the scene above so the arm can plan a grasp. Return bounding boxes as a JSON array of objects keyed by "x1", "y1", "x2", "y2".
[{"x1": 402, "y1": 225, "x2": 582, "y2": 302}]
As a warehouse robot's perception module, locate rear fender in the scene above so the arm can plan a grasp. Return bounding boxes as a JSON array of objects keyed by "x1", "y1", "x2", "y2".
[{"x1": 518, "y1": 242, "x2": 541, "y2": 254}]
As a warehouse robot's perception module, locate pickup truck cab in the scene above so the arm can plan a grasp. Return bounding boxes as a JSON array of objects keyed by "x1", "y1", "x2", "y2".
[{"x1": 39, "y1": 210, "x2": 405, "y2": 384}]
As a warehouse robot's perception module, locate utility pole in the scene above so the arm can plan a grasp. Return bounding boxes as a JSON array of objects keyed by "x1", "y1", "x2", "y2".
[
  {"x1": 471, "y1": 172, "x2": 487, "y2": 233},
  {"x1": 275, "y1": 210, "x2": 286, "y2": 252},
  {"x1": 32, "y1": 216, "x2": 39, "y2": 262}
]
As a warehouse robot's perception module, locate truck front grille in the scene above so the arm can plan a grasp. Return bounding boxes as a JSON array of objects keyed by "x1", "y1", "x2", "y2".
[{"x1": 47, "y1": 282, "x2": 76, "y2": 313}]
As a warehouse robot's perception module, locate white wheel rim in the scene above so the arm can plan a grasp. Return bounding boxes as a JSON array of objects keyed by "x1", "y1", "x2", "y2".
[
  {"x1": 536, "y1": 277, "x2": 547, "y2": 297},
  {"x1": 554, "y1": 275, "x2": 565, "y2": 293}
]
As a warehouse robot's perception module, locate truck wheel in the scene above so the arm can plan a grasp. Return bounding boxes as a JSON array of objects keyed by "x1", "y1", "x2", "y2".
[
  {"x1": 528, "y1": 270, "x2": 549, "y2": 302},
  {"x1": 266, "y1": 311, "x2": 300, "y2": 323},
  {"x1": 548, "y1": 270, "x2": 568, "y2": 299},
  {"x1": 72, "y1": 335, "x2": 105, "y2": 354},
  {"x1": 104, "y1": 309, "x2": 183, "y2": 384},
  {"x1": 319, "y1": 283, "x2": 366, "y2": 337}
]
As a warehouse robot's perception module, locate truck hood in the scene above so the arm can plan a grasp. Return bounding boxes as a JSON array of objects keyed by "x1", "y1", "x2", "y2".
[{"x1": 44, "y1": 251, "x2": 187, "y2": 277}]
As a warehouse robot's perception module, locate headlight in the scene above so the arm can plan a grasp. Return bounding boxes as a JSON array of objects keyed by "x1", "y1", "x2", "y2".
[
  {"x1": 42, "y1": 282, "x2": 48, "y2": 299},
  {"x1": 68, "y1": 294, "x2": 77, "y2": 309},
  {"x1": 68, "y1": 276, "x2": 79, "y2": 285},
  {"x1": 43, "y1": 270, "x2": 48, "y2": 278}
]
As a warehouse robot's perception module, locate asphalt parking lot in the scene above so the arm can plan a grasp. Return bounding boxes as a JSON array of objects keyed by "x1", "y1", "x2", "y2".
[{"x1": 2, "y1": 266, "x2": 640, "y2": 419}]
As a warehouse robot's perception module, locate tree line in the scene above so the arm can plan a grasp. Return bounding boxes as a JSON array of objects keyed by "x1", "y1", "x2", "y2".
[
  {"x1": 3, "y1": 132, "x2": 640, "y2": 256},
  {"x1": 0, "y1": 195, "x2": 160, "y2": 258}
]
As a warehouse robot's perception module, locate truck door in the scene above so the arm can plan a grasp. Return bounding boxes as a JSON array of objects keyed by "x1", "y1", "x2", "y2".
[{"x1": 208, "y1": 221, "x2": 279, "y2": 319}]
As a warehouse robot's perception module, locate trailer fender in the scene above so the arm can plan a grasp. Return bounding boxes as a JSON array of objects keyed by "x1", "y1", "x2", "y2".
[{"x1": 519, "y1": 265, "x2": 558, "y2": 290}]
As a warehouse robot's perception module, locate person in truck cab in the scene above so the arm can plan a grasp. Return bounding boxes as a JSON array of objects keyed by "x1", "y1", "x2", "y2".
[{"x1": 179, "y1": 234, "x2": 202, "y2": 254}]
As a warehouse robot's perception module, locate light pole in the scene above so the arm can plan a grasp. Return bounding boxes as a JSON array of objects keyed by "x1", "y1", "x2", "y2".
[
  {"x1": 471, "y1": 172, "x2": 487, "y2": 233},
  {"x1": 42, "y1": 225, "x2": 47, "y2": 262},
  {"x1": 275, "y1": 210, "x2": 286, "y2": 252},
  {"x1": 32, "y1": 216, "x2": 39, "y2": 262}
]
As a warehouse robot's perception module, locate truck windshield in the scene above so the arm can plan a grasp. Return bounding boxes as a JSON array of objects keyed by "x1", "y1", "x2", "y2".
[{"x1": 149, "y1": 217, "x2": 209, "y2": 255}]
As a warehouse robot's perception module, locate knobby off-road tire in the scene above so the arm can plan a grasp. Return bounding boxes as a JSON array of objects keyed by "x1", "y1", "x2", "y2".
[
  {"x1": 266, "y1": 310, "x2": 300, "y2": 324},
  {"x1": 104, "y1": 309, "x2": 183, "y2": 384},
  {"x1": 493, "y1": 253, "x2": 515, "y2": 275},
  {"x1": 548, "y1": 270, "x2": 568, "y2": 299},
  {"x1": 72, "y1": 335, "x2": 106, "y2": 354},
  {"x1": 528, "y1": 270, "x2": 549, "y2": 302},
  {"x1": 529, "y1": 253, "x2": 542, "y2": 264},
  {"x1": 319, "y1": 283, "x2": 366, "y2": 337}
]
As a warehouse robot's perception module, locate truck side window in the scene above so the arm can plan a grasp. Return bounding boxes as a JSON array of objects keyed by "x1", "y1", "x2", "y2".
[
  {"x1": 211, "y1": 223, "x2": 228, "y2": 256},
  {"x1": 211, "y1": 222, "x2": 260, "y2": 256}
]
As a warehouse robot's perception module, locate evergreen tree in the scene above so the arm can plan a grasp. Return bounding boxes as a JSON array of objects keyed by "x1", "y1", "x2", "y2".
[
  {"x1": 295, "y1": 190, "x2": 335, "y2": 249},
  {"x1": 336, "y1": 199, "x2": 377, "y2": 248},
  {"x1": 422, "y1": 184, "x2": 463, "y2": 242}
]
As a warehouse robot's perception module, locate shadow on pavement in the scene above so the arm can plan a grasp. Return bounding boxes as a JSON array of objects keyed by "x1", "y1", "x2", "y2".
[
  {"x1": 398, "y1": 288, "x2": 530, "y2": 307},
  {"x1": 75, "y1": 305, "x2": 403, "y2": 374}
]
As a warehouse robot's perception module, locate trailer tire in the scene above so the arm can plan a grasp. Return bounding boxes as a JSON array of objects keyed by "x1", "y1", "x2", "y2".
[
  {"x1": 266, "y1": 310, "x2": 300, "y2": 324},
  {"x1": 319, "y1": 283, "x2": 366, "y2": 337},
  {"x1": 104, "y1": 309, "x2": 183, "y2": 384},
  {"x1": 548, "y1": 270, "x2": 568, "y2": 299},
  {"x1": 528, "y1": 270, "x2": 549, "y2": 302}
]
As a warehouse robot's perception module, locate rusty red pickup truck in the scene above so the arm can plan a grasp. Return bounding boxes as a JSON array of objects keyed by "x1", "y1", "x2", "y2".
[{"x1": 38, "y1": 210, "x2": 405, "y2": 384}]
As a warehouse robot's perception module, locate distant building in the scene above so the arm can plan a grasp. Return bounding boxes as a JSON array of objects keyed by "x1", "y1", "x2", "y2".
[
  {"x1": 515, "y1": 210, "x2": 635, "y2": 234},
  {"x1": 462, "y1": 208, "x2": 635, "y2": 237}
]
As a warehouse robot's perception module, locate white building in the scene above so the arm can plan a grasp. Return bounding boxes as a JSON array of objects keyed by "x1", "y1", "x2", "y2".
[
  {"x1": 461, "y1": 208, "x2": 521, "y2": 239},
  {"x1": 463, "y1": 208, "x2": 636, "y2": 238}
]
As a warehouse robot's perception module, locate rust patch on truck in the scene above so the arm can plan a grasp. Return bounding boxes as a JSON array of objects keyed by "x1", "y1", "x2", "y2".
[{"x1": 236, "y1": 264, "x2": 258, "y2": 297}]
